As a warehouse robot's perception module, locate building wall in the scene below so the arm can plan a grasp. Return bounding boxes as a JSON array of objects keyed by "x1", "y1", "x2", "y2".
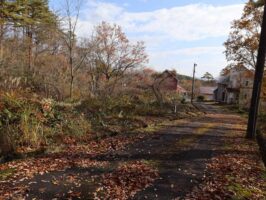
[
  {"x1": 228, "y1": 68, "x2": 241, "y2": 88},
  {"x1": 160, "y1": 77, "x2": 178, "y2": 91},
  {"x1": 239, "y1": 76, "x2": 254, "y2": 108},
  {"x1": 216, "y1": 84, "x2": 227, "y2": 102},
  {"x1": 226, "y1": 92, "x2": 239, "y2": 104}
]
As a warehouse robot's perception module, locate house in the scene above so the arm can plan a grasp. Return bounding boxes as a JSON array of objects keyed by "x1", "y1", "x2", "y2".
[
  {"x1": 159, "y1": 70, "x2": 179, "y2": 91},
  {"x1": 159, "y1": 70, "x2": 188, "y2": 97},
  {"x1": 215, "y1": 75, "x2": 240, "y2": 104},
  {"x1": 199, "y1": 86, "x2": 216, "y2": 101},
  {"x1": 214, "y1": 66, "x2": 265, "y2": 109},
  {"x1": 131, "y1": 69, "x2": 188, "y2": 97}
]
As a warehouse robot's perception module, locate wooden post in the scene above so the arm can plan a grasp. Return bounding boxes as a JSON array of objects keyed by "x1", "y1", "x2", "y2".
[
  {"x1": 246, "y1": 3, "x2": 266, "y2": 139},
  {"x1": 191, "y1": 63, "x2": 197, "y2": 103}
]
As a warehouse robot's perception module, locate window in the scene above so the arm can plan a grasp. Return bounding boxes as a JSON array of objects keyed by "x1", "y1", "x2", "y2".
[{"x1": 245, "y1": 81, "x2": 249, "y2": 87}]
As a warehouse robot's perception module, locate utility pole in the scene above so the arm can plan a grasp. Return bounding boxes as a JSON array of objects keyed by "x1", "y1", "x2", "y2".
[
  {"x1": 246, "y1": 3, "x2": 266, "y2": 139},
  {"x1": 191, "y1": 63, "x2": 197, "y2": 103}
]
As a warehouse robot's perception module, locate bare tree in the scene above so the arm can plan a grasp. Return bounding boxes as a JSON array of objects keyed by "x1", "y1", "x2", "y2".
[
  {"x1": 85, "y1": 22, "x2": 148, "y2": 96},
  {"x1": 61, "y1": 0, "x2": 84, "y2": 99}
]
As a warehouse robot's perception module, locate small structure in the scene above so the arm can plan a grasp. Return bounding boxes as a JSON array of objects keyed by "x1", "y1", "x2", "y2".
[{"x1": 199, "y1": 86, "x2": 216, "y2": 101}]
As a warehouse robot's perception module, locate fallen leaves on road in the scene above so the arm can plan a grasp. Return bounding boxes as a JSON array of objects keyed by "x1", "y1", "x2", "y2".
[
  {"x1": 0, "y1": 133, "x2": 146, "y2": 199},
  {"x1": 94, "y1": 161, "x2": 159, "y2": 200},
  {"x1": 185, "y1": 123, "x2": 266, "y2": 200}
]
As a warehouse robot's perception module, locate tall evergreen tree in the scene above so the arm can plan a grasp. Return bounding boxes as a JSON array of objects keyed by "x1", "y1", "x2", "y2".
[
  {"x1": 21, "y1": 0, "x2": 57, "y2": 70},
  {"x1": 1, "y1": 0, "x2": 57, "y2": 70}
]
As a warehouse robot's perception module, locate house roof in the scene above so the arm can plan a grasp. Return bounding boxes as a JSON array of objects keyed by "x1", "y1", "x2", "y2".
[
  {"x1": 199, "y1": 87, "x2": 217, "y2": 95},
  {"x1": 163, "y1": 70, "x2": 179, "y2": 81}
]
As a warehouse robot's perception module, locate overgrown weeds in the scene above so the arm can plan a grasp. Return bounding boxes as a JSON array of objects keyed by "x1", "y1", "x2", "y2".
[
  {"x1": 0, "y1": 91, "x2": 92, "y2": 156},
  {"x1": 0, "y1": 90, "x2": 199, "y2": 159}
]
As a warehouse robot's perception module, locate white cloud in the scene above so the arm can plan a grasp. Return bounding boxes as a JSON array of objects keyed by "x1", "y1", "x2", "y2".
[
  {"x1": 148, "y1": 46, "x2": 228, "y2": 77},
  {"x1": 73, "y1": 1, "x2": 244, "y2": 76},
  {"x1": 151, "y1": 46, "x2": 225, "y2": 57},
  {"x1": 77, "y1": 2, "x2": 244, "y2": 41}
]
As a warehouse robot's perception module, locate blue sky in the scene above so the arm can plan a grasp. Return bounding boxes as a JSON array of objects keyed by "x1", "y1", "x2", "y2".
[{"x1": 49, "y1": 0, "x2": 247, "y2": 78}]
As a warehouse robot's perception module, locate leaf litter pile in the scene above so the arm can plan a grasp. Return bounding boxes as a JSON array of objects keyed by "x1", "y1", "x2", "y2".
[{"x1": 185, "y1": 124, "x2": 266, "y2": 200}]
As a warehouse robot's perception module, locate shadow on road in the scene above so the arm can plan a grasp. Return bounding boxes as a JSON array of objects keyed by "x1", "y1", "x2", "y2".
[{"x1": 25, "y1": 103, "x2": 247, "y2": 200}]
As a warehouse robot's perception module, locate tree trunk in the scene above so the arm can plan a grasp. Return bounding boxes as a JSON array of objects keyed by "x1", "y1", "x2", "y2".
[
  {"x1": 0, "y1": 25, "x2": 3, "y2": 64},
  {"x1": 246, "y1": 3, "x2": 266, "y2": 139},
  {"x1": 27, "y1": 27, "x2": 33, "y2": 71},
  {"x1": 0, "y1": 1, "x2": 4, "y2": 64},
  {"x1": 69, "y1": 52, "x2": 74, "y2": 99},
  {"x1": 70, "y1": 74, "x2": 74, "y2": 99}
]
